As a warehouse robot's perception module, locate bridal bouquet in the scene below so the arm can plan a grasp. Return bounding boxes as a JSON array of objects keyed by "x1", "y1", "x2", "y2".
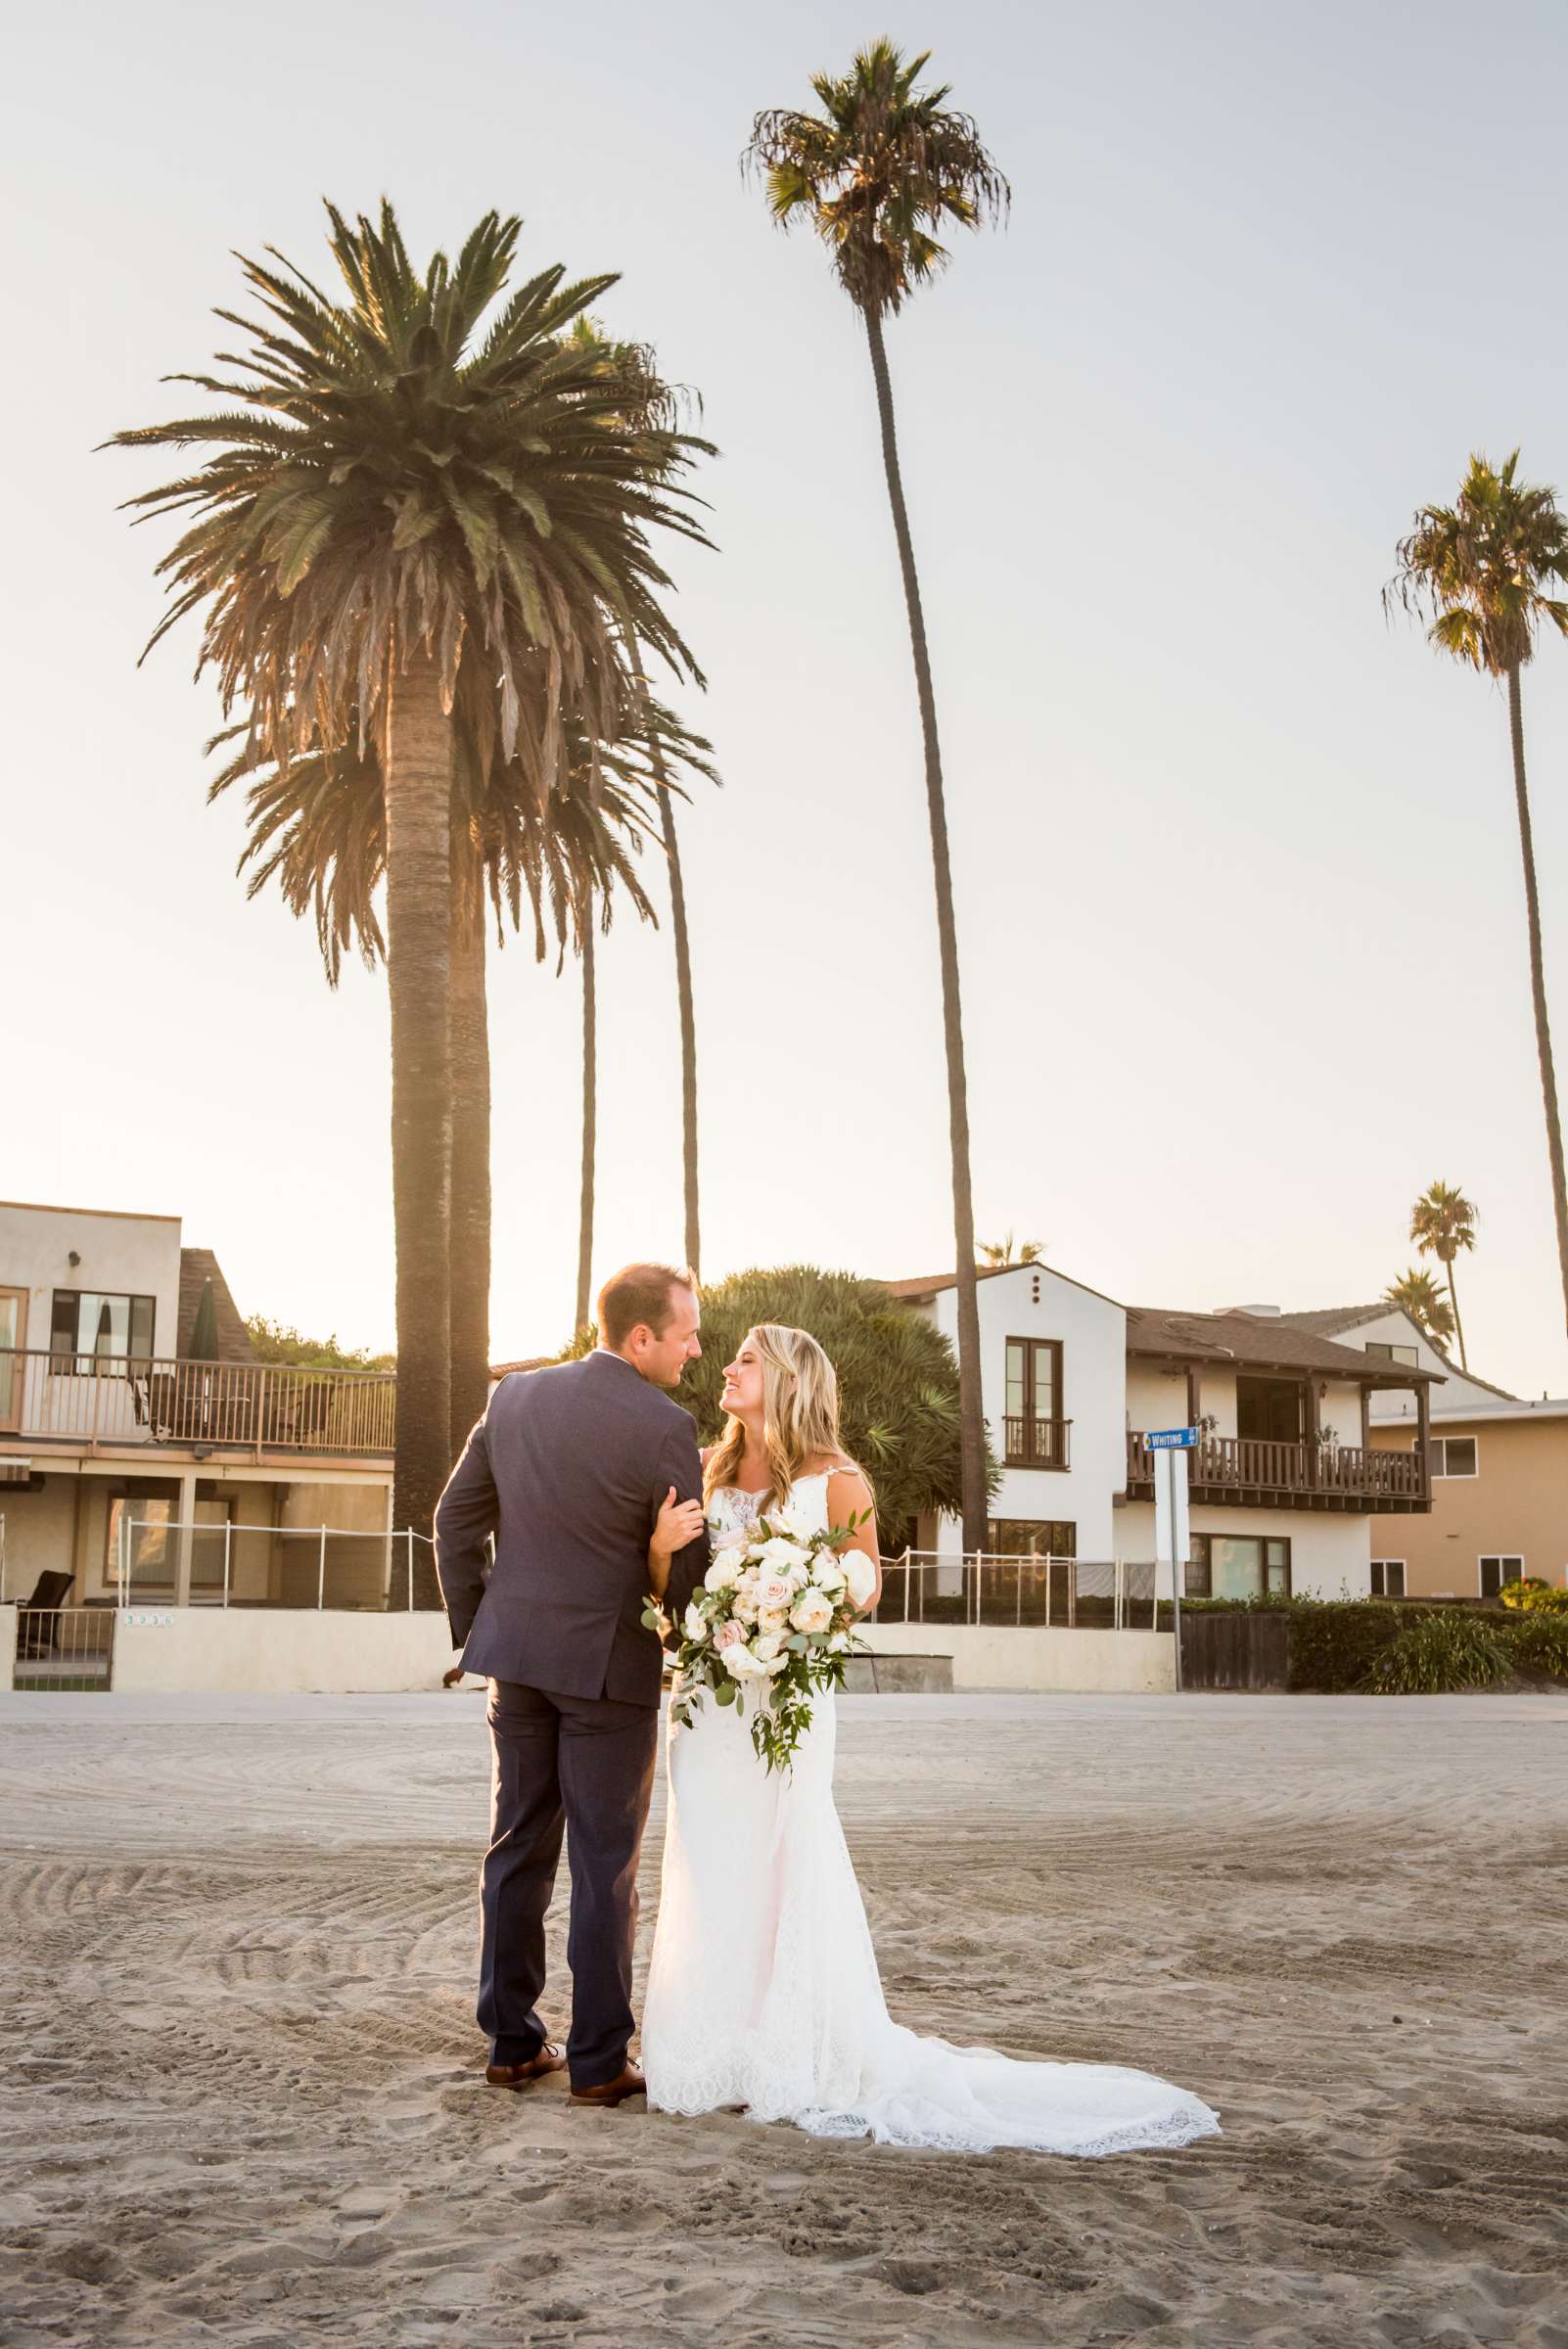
[{"x1": 646, "y1": 1501, "x2": 877, "y2": 1774}]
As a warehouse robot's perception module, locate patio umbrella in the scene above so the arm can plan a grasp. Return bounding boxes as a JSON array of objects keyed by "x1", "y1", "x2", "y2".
[{"x1": 187, "y1": 1277, "x2": 219, "y2": 1362}]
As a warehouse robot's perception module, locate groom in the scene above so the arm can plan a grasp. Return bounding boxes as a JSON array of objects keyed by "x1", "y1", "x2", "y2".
[{"x1": 434, "y1": 1262, "x2": 710, "y2": 2106}]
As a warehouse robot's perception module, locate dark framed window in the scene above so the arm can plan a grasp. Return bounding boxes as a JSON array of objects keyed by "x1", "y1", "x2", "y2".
[
  {"x1": 1365, "y1": 1341, "x2": 1419, "y2": 1368},
  {"x1": 51, "y1": 1289, "x2": 156, "y2": 1362},
  {"x1": 988, "y1": 1518, "x2": 1076, "y2": 1557},
  {"x1": 1004, "y1": 1338, "x2": 1067, "y2": 1466},
  {"x1": 1432, "y1": 1437, "x2": 1478, "y2": 1479},
  {"x1": 1479, "y1": 1555, "x2": 1523, "y2": 1598},
  {"x1": 1370, "y1": 1559, "x2": 1406, "y2": 1597},
  {"x1": 1185, "y1": 1533, "x2": 1291, "y2": 1600},
  {"x1": 1235, "y1": 1375, "x2": 1302, "y2": 1443}
]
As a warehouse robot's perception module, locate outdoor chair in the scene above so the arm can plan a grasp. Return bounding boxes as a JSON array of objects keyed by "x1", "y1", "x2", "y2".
[{"x1": 17, "y1": 1570, "x2": 74, "y2": 1659}]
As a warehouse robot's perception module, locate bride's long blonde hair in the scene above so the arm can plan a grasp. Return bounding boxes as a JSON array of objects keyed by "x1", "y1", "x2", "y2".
[{"x1": 703, "y1": 1323, "x2": 863, "y2": 1513}]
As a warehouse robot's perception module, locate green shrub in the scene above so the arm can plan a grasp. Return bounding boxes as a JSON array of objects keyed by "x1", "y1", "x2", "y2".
[
  {"x1": 1285, "y1": 1600, "x2": 1406, "y2": 1692},
  {"x1": 1503, "y1": 1611, "x2": 1568, "y2": 1679},
  {"x1": 1360, "y1": 1611, "x2": 1512, "y2": 1694},
  {"x1": 1501, "y1": 1579, "x2": 1568, "y2": 1615}
]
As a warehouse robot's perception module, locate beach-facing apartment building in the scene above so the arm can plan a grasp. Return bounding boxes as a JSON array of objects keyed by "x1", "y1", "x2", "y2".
[
  {"x1": 0, "y1": 1199, "x2": 395, "y2": 1608},
  {"x1": 1273, "y1": 1304, "x2": 1566, "y2": 1598},
  {"x1": 888, "y1": 1265, "x2": 1439, "y2": 1596}
]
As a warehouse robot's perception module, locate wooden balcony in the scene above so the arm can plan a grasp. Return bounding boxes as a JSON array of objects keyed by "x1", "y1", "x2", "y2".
[
  {"x1": 1003, "y1": 1415, "x2": 1071, "y2": 1469},
  {"x1": 0, "y1": 1349, "x2": 395, "y2": 1461},
  {"x1": 1124, "y1": 1430, "x2": 1428, "y2": 1513}
]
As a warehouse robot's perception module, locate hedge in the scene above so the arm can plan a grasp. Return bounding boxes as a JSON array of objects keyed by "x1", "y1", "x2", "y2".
[{"x1": 1166, "y1": 1595, "x2": 1568, "y2": 1692}]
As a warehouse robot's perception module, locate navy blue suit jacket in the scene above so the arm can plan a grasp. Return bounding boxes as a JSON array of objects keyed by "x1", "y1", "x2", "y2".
[{"x1": 434, "y1": 1351, "x2": 710, "y2": 1706}]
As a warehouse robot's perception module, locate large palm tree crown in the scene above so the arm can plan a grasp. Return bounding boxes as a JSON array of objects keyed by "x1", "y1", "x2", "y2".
[
  {"x1": 109, "y1": 202, "x2": 711, "y2": 776},
  {"x1": 1383, "y1": 1267, "x2": 1455, "y2": 1347},
  {"x1": 746, "y1": 40, "x2": 1009, "y2": 317},
  {"x1": 1387, "y1": 451, "x2": 1568, "y2": 677}
]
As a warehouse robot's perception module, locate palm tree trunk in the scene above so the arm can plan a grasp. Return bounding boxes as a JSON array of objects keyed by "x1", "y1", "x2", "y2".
[
  {"x1": 1507, "y1": 663, "x2": 1568, "y2": 1343},
  {"x1": 1444, "y1": 1257, "x2": 1467, "y2": 1373},
  {"x1": 448, "y1": 873, "x2": 491, "y2": 1456},
  {"x1": 576, "y1": 909, "x2": 597, "y2": 1334},
  {"x1": 863, "y1": 304, "x2": 986, "y2": 1553},
  {"x1": 626, "y1": 626, "x2": 702, "y2": 1277},
  {"x1": 384, "y1": 641, "x2": 453, "y2": 1597}
]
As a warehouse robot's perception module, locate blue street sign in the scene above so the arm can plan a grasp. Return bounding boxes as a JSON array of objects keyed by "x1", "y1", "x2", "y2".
[{"x1": 1146, "y1": 1427, "x2": 1197, "y2": 1450}]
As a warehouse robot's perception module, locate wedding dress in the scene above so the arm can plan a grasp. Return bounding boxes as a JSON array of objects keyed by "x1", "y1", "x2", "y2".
[{"x1": 641, "y1": 1470, "x2": 1221, "y2": 2155}]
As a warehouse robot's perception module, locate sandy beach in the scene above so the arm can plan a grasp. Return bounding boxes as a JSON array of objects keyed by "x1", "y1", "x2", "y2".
[{"x1": 2, "y1": 1686, "x2": 1565, "y2": 2346}]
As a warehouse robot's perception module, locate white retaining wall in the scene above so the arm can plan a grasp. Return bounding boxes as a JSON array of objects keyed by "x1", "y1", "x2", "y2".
[
  {"x1": 863, "y1": 1622, "x2": 1175, "y2": 1693},
  {"x1": 109, "y1": 1608, "x2": 455, "y2": 1695}
]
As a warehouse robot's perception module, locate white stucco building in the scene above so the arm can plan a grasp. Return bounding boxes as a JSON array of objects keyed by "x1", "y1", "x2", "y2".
[{"x1": 887, "y1": 1266, "x2": 1440, "y2": 1600}]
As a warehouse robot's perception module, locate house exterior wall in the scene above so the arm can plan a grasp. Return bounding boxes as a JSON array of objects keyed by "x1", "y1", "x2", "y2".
[
  {"x1": 1126, "y1": 1364, "x2": 1186, "y2": 1432},
  {"x1": 1117, "y1": 1502, "x2": 1371, "y2": 1599},
  {"x1": 919, "y1": 1266, "x2": 1128, "y2": 1558},
  {"x1": 1369, "y1": 1414, "x2": 1568, "y2": 1594},
  {"x1": 0, "y1": 1202, "x2": 183, "y2": 1360},
  {"x1": 1340, "y1": 1308, "x2": 1499, "y2": 1420}
]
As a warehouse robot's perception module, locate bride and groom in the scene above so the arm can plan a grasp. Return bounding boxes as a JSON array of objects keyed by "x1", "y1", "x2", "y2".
[{"x1": 434, "y1": 1261, "x2": 1219, "y2": 2155}]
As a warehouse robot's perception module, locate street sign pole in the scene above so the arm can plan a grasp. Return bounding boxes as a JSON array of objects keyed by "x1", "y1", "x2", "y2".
[{"x1": 1149, "y1": 1428, "x2": 1195, "y2": 1693}]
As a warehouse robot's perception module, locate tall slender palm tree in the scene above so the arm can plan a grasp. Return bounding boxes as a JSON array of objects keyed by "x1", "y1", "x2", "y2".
[
  {"x1": 110, "y1": 201, "x2": 709, "y2": 1561},
  {"x1": 1389, "y1": 453, "x2": 1568, "y2": 1346},
  {"x1": 748, "y1": 43, "x2": 1009, "y2": 1552},
  {"x1": 1407, "y1": 1182, "x2": 1478, "y2": 1370},
  {"x1": 1383, "y1": 1267, "x2": 1456, "y2": 1349}
]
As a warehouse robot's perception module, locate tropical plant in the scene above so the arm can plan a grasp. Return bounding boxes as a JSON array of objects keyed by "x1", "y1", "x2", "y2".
[
  {"x1": 1407, "y1": 1182, "x2": 1478, "y2": 1370},
  {"x1": 979, "y1": 1233, "x2": 1043, "y2": 1267},
  {"x1": 565, "y1": 1265, "x2": 996, "y2": 1536},
  {"x1": 1389, "y1": 453, "x2": 1568, "y2": 1344},
  {"x1": 1504, "y1": 1610, "x2": 1568, "y2": 1676},
  {"x1": 246, "y1": 1314, "x2": 395, "y2": 1373},
  {"x1": 1382, "y1": 1267, "x2": 1455, "y2": 1348},
  {"x1": 1360, "y1": 1608, "x2": 1512, "y2": 1694},
  {"x1": 1499, "y1": 1577, "x2": 1568, "y2": 1614},
  {"x1": 109, "y1": 200, "x2": 710, "y2": 1574},
  {"x1": 747, "y1": 44, "x2": 1008, "y2": 1554},
  {"x1": 211, "y1": 683, "x2": 715, "y2": 1435}
]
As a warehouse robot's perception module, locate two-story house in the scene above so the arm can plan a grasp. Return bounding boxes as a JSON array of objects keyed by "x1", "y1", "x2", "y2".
[
  {"x1": 887, "y1": 1267, "x2": 1438, "y2": 1596},
  {"x1": 1275, "y1": 1303, "x2": 1567, "y2": 1598},
  {"x1": 0, "y1": 1199, "x2": 395, "y2": 1610}
]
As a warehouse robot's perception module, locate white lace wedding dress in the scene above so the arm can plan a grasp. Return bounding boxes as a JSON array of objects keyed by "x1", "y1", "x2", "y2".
[{"x1": 641, "y1": 1471, "x2": 1221, "y2": 2155}]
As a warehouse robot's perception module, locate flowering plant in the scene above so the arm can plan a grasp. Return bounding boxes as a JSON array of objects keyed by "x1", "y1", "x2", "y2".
[{"x1": 644, "y1": 1499, "x2": 876, "y2": 1773}]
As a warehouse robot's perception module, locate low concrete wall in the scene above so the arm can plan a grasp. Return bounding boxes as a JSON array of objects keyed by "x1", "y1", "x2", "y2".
[
  {"x1": 110, "y1": 1608, "x2": 455, "y2": 1695},
  {"x1": 863, "y1": 1622, "x2": 1176, "y2": 1694},
  {"x1": 0, "y1": 1605, "x2": 16, "y2": 1687}
]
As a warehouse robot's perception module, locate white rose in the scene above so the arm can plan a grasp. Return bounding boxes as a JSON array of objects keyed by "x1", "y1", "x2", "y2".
[
  {"x1": 733, "y1": 1588, "x2": 760, "y2": 1626},
  {"x1": 845, "y1": 1551, "x2": 878, "y2": 1608},
  {"x1": 757, "y1": 1571, "x2": 796, "y2": 1614},
  {"x1": 811, "y1": 1553, "x2": 848, "y2": 1597},
  {"x1": 790, "y1": 1589, "x2": 834, "y2": 1635},
  {"x1": 758, "y1": 1537, "x2": 811, "y2": 1581},
  {"x1": 761, "y1": 1651, "x2": 790, "y2": 1677},
  {"x1": 754, "y1": 1629, "x2": 785, "y2": 1661},
  {"x1": 705, "y1": 1547, "x2": 745, "y2": 1592},
  {"x1": 779, "y1": 1499, "x2": 819, "y2": 1543},
  {"x1": 722, "y1": 1641, "x2": 765, "y2": 1681},
  {"x1": 682, "y1": 1602, "x2": 705, "y2": 1639}
]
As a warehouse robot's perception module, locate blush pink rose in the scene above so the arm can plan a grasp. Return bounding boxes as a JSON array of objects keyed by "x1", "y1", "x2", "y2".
[{"x1": 715, "y1": 1619, "x2": 747, "y2": 1651}]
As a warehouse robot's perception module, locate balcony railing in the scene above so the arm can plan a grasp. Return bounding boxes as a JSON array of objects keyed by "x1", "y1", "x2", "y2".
[
  {"x1": 1003, "y1": 1415, "x2": 1072, "y2": 1469},
  {"x1": 0, "y1": 1349, "x2": 395, "y2": 1458},
  {"x1": 1126, "y1": 1431, "x2": 1426, "y2": 1503}
]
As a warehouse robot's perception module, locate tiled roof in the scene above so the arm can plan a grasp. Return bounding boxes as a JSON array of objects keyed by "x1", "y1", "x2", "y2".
[
  {"x1": 176, "y1": 1249, "x2": 254, "y2": 1361},
  {"x1": 1126, "y1": 1306, "x2": 1441, "y2": 1384},
  {"x1": 489, "y1": 1356, "x2": 551, "y2": 1378},
  {"x1": 1276, "y1": 1305, "x2": 1517, "y2": 1400}
]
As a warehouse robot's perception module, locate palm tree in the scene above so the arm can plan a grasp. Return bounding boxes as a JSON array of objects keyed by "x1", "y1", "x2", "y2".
[
  {"x1": 110, "y1": 204, "x2": 707, "y2": 1565},
  {"x1": 979, "y1": 1233, "x2": 1044, "y2": 1267},
  {"x1": 1388, "y1": 453, "x2": 1568, "y2": 1345},
  {"x1": 211, "y1": 681, "x2": 715, "y2": 1432},
  {"x1": 748, "y1": 44, "x2": 1009, "y2": 1553},
  {"x1": 1408, "y1": 1183, "x2": 1479, "y2": 1370},
  {"x1": 1383, "y1": 1267, "x2": 1456, "y2": 1349}
]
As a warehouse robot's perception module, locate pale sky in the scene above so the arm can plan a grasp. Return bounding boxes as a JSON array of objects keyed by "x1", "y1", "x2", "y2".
[{"x1": 6, "y1": 0, "x2": 1567, "y2": 1394}]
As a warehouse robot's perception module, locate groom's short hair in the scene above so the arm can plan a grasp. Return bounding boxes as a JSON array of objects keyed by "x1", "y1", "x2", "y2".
[{"x1": 598, "y1": 1262, "x2": 695, "y2": 1350}]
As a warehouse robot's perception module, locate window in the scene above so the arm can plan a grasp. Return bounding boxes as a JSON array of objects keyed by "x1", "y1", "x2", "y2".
[
  {"x1": 1185, "y1": 1533, "x2": 1290, "y2": 1600},
  {"x1": 1004, "y1": 1337, "x2": 1067, "y2": 1466},
  {"x1": 105, "y1": 1480, "x2": 183, "y2": 1591},
  {"x1": 1480, "y1": 1555, "x2": 1524, "y2": 1599},
  {"x1": 1365, "y1": 1341, "x2": 1419, "y2": 1368},
  {"x1": 51, "y1": 1290, "x2": 156, "y2": 1363},
  {"x1": 1370, "y1": 1559, "x2": 1406, "y2": 1597},
  {"x1": 1431, "y1": 1436, "x2": 1478, "y2": 1479},
  {"x1": 1235, "y1": 1376, "x2": 1302, "y2": 1443},
  {"x1": 988, "y1": 1519, "x2": 1076, "y2": 1557}
]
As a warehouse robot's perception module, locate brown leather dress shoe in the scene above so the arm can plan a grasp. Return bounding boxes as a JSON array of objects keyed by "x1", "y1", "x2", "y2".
[
  {"x1": 484, "y1": 2044, "x2": 567, "y2": 2091},
  {"x1": 569, "y1": 2062, "x2": 646, "y2": 2108}
]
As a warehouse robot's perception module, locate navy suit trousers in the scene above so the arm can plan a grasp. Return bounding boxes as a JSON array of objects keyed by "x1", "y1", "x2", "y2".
[{"x1": 479, "y1": 1679, "x2": 659, "y2": 2088}]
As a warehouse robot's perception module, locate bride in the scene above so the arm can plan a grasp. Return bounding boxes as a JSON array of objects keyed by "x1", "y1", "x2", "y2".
[{"x1": 639, "y1": 1321, "x2": 1220, "y2": 2155}]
